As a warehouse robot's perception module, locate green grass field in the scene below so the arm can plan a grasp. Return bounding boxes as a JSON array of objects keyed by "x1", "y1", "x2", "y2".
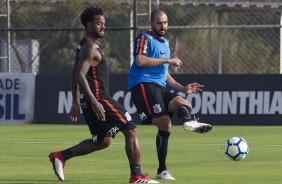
[{"x1": 0, "y1": 124, "x2": 282, "y2": 184}]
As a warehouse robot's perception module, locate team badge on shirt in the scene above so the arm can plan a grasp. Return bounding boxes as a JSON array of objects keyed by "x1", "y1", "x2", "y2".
[{"x1": 153, "y1": 104, "x2": 162, "y2": 114}]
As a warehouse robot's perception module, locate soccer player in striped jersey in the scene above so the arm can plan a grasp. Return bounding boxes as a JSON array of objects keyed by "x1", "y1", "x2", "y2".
[
  {"x1": 48, "y1": 7, "x2": 158, "y2": 184},
  {"x1": 128, "y1": 9, "x2": 212, "y2": 181}
]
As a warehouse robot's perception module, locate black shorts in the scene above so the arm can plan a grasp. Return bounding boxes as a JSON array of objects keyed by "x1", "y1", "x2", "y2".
[
  {"x1": 130, "y1": 82, "x2": 178, "y2": 124},
  {"x1": 80, "y1": 94, "x2": 136, "y2": 143}
]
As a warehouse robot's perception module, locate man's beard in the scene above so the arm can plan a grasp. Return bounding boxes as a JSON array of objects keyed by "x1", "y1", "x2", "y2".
[
  {"x1": 92, "y1": 31, "x2": 104, "y2": 38},
  {"x1": 152, "y1": 27, "x2": 166, "y2": 37}
]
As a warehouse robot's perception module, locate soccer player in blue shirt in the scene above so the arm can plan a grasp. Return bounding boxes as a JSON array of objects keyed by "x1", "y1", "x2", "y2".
[{"x1": 128, "y1": 9, "x2": 212, "y2": 180}]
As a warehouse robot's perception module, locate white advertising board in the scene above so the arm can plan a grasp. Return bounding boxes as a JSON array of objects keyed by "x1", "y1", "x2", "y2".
[{"x1": 0, "y1": 73, "x2": 35, "y2": 124}]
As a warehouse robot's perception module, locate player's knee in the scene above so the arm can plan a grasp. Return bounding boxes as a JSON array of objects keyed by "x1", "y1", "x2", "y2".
[
  {"x1": 169, "y1": 96, "x2": 191, "y2": 111},
  {"x1": 101, "y1": 137, "x2": 112, "y2": 148},
  {"x1": 153, "y1": 116, "x2": 172, "y2": 131},
  {"x1": 123, "y1": 128, "x2": 138, "y2": 139}
]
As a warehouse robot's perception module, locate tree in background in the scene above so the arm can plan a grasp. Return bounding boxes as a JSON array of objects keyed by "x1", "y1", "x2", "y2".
[{"x1": 0, "y1": 1, "x2": 280, "y2": 74}]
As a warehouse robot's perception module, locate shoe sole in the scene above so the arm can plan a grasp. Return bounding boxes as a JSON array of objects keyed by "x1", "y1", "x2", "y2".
[
  {"x1": 185, "y1": 125, "x2": 212, "y2": 133},
  {"x1": 130, "y1": 179, "x2": 159, "y2": 183},
  {"x1": 156, "y1": 177, "x2": 176, "y2": 180},
  {"x1": 48, "y1": 153, "x2": 64, "y2": 181}
]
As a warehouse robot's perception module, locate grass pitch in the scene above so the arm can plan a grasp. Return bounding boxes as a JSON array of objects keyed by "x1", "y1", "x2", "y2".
[{"x1": 0, "y1": 124, "x2": 281, "y2": 184}]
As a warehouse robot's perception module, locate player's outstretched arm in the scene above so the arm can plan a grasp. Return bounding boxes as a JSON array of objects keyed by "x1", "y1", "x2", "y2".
[{"x1": 166, "y1": 73, "x2": 204, "y2": 94}]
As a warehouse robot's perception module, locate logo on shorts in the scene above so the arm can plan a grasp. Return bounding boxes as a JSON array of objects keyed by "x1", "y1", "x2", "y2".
[
  {"x1": 139, "y1": 112, "x2": 147, "y2": 121},
  {"x1": 80, "y1": 102, "x2": 87, "y2": 109},
  {"x1": 107, "y1": 126, "x2": 119, "y2": 137},
  {"x1": 92, "y1": 135, "x2": 98, "y2": 143},
  {"x1": 153, "y1": 104, "x2": 162, "y2": 114},
  {"x1": 125, "y1": 112, "x2": 132, "y2": 121}
]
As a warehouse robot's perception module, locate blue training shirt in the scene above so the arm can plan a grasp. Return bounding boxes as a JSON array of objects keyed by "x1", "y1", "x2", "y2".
[{"x1": 128, "y1": 31, "x2": 170, "y2": 90}]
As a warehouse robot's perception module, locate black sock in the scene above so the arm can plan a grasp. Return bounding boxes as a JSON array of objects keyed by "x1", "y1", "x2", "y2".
[
  {"x1": 177, "y1": 105, "x2": 192, "y2": 123},
  {"x1": 61, "y1": 148, "x2": 73, "y2": 161},
  {"x1": 156, "y1": 130, "x2": 170, "y2": 174},
  {"x1": 130, "y1": 164, "x2": 142, "y2": 176}
]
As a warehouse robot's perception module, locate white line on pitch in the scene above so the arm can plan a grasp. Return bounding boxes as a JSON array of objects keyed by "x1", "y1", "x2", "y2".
[{"x1": 0, "y1": 141, "x2": 282, "y2": 147}]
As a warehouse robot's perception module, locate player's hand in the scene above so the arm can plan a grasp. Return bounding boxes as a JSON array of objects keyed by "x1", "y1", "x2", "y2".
[
  {"x1": 184, "y1": 82, "x2": 204, "y2": 94},
  {"x1": 69, "y1": 103, "x2": 80, "y2": 123},
  {"x1": 168, "y1": 57, "x2": 182, "y2": 67},
  {"x1": 92, "y1": 102, "x2": 106, "y2": 121}
]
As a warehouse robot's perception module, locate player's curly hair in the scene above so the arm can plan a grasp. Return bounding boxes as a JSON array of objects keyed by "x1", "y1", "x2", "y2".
[{"x1": 80, "y1": 7, "x2": 104, "y2": 28}]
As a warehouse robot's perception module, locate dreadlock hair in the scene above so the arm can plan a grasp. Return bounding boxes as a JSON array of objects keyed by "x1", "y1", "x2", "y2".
[{"x1": 80, "y1": 7, "x2": 104, "y2": 28}]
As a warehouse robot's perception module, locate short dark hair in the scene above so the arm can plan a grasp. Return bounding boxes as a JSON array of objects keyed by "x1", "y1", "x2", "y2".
[
  {"x1": 80, "y1": 7, "x2": 104, "y2": 28},
  {"x1": 150, "y1": 9, "x2": 165, "y2": 23}
]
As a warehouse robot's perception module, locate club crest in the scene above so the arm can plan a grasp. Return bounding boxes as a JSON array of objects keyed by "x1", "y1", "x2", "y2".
[{"x1": 153, "y1": 104, "x2": 162, "y2": 114}]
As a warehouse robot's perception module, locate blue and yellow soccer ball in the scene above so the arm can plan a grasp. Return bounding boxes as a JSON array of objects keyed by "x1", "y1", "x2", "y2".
[{"x1": 225, "y1": 137, "x2": 249, "y2": 161}]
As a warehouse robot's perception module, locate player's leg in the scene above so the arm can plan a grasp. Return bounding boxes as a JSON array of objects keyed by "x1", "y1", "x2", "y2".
[
  {"x1": 48, "y1": 136, "x2": 112, "y2": 181},
  {"x1": 105, "y1": 96, "x2": 158, "y2": 183},
  {"x1": 152, "y1": 115, "x2": 171, "y2": 174},
  {"x1": 64, "y1": 136, "x2": 112, "y2": 157},
  {"x1": 168, "y1": 96, "x2": 212, "y2": 133},
  {"x1": 131, "y1": 83, "x2": 175, "y2": 180},
  {"x1": 152, "y1": 115, "x2": 176, "y2": 180},
  {"x1": 121, "y1": 126, "x2": 141, "y2": 179},
  {"x1": 48, "y1": 96, "x2": 112, "y2": 181},
  {"x1": 122, "y1": 128, "x2": 140, "y2": 169},
  {"x1": 122, "y1": 128, "x2": 159, "y2": 183}
]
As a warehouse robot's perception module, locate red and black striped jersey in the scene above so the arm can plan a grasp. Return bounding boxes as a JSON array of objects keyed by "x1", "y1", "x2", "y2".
[{"x1": 76, "y1": 37, "x2": 109, "y2": 99}]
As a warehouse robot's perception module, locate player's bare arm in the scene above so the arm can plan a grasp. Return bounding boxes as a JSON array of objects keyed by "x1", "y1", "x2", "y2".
[
  {"x1": 166, "y1": 73, "x2": 204, "y2": 94},
  {"x1": 166, "y1": 73, "x2": 186, "y2": 93},
  {"x1": 75, "y1": 42, "x2": 106, "y2": 121},
  {"x1": 167, "y1": 57, "x2": 182, "y2": 67},
  {"x1": 136, "y1": 55, "x2": 182, "y2": 67},
  {"x1": 69, "y1": 53, "x2": 81, "y2": 123},
  {"x1": 70, "y1": 62, "x2": 80, "y2": 123}
]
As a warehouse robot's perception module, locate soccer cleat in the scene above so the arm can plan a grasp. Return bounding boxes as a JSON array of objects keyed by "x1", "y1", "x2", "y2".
[
  {"x1": 183, "y1": 117, "x2": 212, "y2": 133},
  {"x1": 156, "y1": 170, "x2": 176, "y2": 180},
  {"x1": 129, "y1": 174, "x2": 159, "y2": 183},
  {"x1": 48, "y1": 152, "x2": 65, "y2": 181}
]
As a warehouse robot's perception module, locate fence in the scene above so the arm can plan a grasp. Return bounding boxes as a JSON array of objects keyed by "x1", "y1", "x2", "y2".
[{"x1": 0, "y1": 0, "x2": 282, "y2": 74}]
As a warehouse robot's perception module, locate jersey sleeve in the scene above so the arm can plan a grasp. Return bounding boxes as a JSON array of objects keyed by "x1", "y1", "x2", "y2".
[{"x1": 134, "y1": 34, "x2": 149, "y2": 56}]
